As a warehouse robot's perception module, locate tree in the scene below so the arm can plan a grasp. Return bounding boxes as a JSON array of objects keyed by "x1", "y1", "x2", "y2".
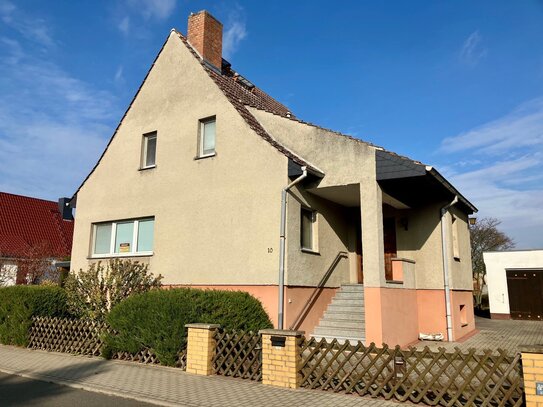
[
  {"x1": 470, "y1": 217, "x2": 514, "y2": 309},
  {"x1": 15, "y1": 242, "x2": 59, "y2": 285},
  {"x1": 64, "y1": 259, "x2": 162, "y2": 321}
]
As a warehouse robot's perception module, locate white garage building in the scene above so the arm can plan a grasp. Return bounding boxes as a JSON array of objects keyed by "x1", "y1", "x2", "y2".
[{"x1": 484, "y1": 249, "x2": 543, "y2": 320}]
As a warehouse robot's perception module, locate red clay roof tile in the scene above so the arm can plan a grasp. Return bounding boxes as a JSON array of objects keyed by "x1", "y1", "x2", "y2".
[{"x1": 0, "y1": 192, "x2": 73, "y2": 259}]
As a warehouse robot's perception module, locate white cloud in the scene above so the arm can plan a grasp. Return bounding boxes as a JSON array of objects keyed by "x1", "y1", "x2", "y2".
[
  {"x1": 118, "y1": 16, "x2": 130, "y2": 36},
  {"x1": 460, "y1": 30, "x2": 487, "y2": 66},
  {"x1": 223, "y1": 20, "x2": 247, "y2": 59},
  {"x1": 115, "y1": 0, "x2": 175, "y2": 36},
  {"x1": 0, "y1": 0, "x2": 15, "y2": 21},
  {"x1": 0, "y1": 0, "x2": 55, "y2": 48},
  {"x1": 222, "y1": 6, "x2": 247, "y2": 59},
  {"x1": 441, "y1": 98, "x2": 543, "y2": 155},
  {"x1": 114, "y1": 65, "x2": 125, "y2": 84},
  {"x1": 0, "y1": 15, "x2": 118, "y2": 200},
  {"x1": 125, "y1": 0, "x2": 176, "y2": 20},
  {"x1": 438, "y1": 98, "x2": 543, "y2": 249}
]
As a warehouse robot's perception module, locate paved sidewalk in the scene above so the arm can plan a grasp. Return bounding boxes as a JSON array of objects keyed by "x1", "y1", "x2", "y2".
[
  {"x1": 417, "y1": 317, "x2": 543, "y2": 353},
  {"x1": 0, "y1": 345, "x2": 399, "y2": 407}
]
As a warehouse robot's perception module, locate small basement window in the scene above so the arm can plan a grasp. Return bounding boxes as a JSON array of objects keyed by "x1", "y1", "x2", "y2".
[
  {"x1": 301, "y1": 208, "x2": 317, "y2": 252},
  {"x1": 92, "y1": 218, "x2": 155, "y2": 257},
  {"x1": 460, "y1": 304, "x2": 468, "y2": 327},
  {"x1": 142, "y1": 132, "x2": 157, "y2": 169},
  {"x1": 199, "y1": 117, "x2": 216, "y2": 157}
]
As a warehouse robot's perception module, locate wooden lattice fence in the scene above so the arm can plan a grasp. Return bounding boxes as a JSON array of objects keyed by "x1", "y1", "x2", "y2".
[
  {"x1": 111, "y1": 347, "x2": 187, "y2": 369},
  {"x1": 28, "y1": 316, "x2": 107, "y2": 356},
  {"x1": 300, "y1": 338, "x2": 524, "y2": 406},
  {"x1": 28, "y1": 316, "x2": 187, "y2": 370},
  {"x1": 213, "y1": 329, "x2": 262, "y2": 381}
]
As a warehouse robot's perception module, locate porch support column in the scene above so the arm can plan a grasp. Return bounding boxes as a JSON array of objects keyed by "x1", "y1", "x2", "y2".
[
  {"x1": 359, "y1": 179, "x2": 385, "y2": 286},
  {"x1": 360, "y1": 179, "x2": 386, "y2": 345}
]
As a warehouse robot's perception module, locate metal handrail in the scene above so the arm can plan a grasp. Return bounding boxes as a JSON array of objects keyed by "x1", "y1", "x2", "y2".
[{"x1": 289, "y1": 251, "x2": 349, "y2": 330}]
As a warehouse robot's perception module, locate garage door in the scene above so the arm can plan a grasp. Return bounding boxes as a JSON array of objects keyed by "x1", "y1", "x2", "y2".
[{"x1": 506, "y1": 269, "x2": 543, "y2": 320}]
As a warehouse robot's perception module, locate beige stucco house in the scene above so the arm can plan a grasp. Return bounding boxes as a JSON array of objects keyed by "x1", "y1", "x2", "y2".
[{"x1": 69, "y1": 11, "x2": 477, "y2": 346}]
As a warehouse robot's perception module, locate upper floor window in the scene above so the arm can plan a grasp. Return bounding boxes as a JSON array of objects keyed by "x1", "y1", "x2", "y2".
[
  {"x1": 199, "y1": 117, "x2": 216, "y2": 157},
  {"x1": 142, "y1": 132, "x2": 157, "y2": 169},
  {"x1": 301, "y1": 207, "x2": 318, "y2": 252},
  {"x1": 92, "y1": 217, "x2": 155, "y2": 257}
]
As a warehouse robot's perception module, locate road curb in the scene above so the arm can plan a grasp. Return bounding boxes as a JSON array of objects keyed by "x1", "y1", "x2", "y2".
[{"x1": 0, "y1": 366, "x2": 199, "y2": 407}]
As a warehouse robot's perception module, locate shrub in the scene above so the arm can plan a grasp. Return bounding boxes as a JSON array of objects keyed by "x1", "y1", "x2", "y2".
[
  {"x1": 0, "y1": 285, "x2": 70, "y2": 346},
  {"x1": 64, "y1": 259, "x2": 162, "y2": 321},
  {"x1": 104, "y1": 288, "x2": 273, "y2": 366}
]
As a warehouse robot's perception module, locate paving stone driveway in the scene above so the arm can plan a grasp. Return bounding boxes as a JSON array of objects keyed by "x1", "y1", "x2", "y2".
[
  {"x1": 0, "y1": 345, "x2": 401, "y2": 407},
  {"x1": 417, "y1": 316, "x2": 543, "y2": 353}
]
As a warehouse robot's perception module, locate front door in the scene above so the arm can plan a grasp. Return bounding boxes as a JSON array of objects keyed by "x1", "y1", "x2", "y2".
[
  {"x1": 383, "y1": 218, "x2": 397, "y2": 281},
  {"x1": 507, "y1": 270, "x2": 543, "y2": 320}
]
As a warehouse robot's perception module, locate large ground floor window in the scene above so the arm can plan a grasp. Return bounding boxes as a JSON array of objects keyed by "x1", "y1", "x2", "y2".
[{"x1": 92, "y1": 217, "x2": 154, "y2": 257}]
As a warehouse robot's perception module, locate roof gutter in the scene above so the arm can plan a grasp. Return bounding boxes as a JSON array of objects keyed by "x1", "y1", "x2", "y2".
[{"x1": 277, "y1": 166, "x2": 308, "y2": 329}]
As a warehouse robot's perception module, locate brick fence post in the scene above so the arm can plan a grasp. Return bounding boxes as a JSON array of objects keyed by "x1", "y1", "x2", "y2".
[
  {"x1": 521, "y1": 345, "x2": 543, "y2": 407},
  {"x1": 185, "y1": 323, "x2": 220, "y2": 376},
  {"x1": 259, "y1": 329, "x2": 304, "y2": 389}
]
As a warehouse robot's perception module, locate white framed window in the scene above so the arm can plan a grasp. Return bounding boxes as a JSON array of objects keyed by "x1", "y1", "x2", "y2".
[
  {"x1": 301, "y1": 208, "x2": 318, "y2": 252},
  {"x1": 92, "y1": 218, "x2": 155, "y2": 257},
  {"x1": 198, "y1": 117, "x2": 216, "y2": 157},
  {"x1": 142, "y1": 132, "x2": 157, "y2": 169}
]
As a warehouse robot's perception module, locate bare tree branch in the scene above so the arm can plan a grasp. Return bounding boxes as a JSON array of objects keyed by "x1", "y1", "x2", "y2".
[{"x1": 470, "y1": 217, "x2": 514, "y2": 309}]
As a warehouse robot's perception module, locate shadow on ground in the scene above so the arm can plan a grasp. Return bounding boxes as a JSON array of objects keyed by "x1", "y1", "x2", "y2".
[{"x1": 0, "y1": 359, "x2": 137, "y2": 406}]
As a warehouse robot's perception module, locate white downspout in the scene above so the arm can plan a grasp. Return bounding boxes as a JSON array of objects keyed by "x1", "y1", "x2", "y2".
[
  {"x1": 440, "y1": 195, "x2": 458, "y2": 342},
  {"x1": 278, "y1": 166, "x2": 308, "y2": 329}
]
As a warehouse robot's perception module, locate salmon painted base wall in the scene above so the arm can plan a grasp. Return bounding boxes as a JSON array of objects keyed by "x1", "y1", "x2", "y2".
[
  {"x1": 491, "y1": 313, "x2": 511, "y2": 320},
  {"x1": 365, "y1": 287, "x2": 475, "y2": 346},
  {"x1": 364, "y1": 287, "x2": 419, "y2": 346},
  {"x1": 164, "y1": 284, "x2": 337, "y2": 334}
]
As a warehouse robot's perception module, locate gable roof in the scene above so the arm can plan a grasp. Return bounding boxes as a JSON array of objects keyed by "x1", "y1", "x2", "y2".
[
  {"x1": 175, "y1": 31, "x2": 323, "y2": 175},
  {"x1": 72, "y1": 28, "x2": 474, "y2": 213},
  {"x1": 0, "y1": 192, "x2": 73, "y2": 259},
  {"x1": 245, "y1": 96, "x2": 477, "y2": 213},
  {"x1": 72, "y1": 31, "x2": 323, "y2": 199}
]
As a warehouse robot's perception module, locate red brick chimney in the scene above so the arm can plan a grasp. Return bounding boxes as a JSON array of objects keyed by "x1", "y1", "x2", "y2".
[{"x1": 187, "y1": 10, "x2": 223, "y2": 69}]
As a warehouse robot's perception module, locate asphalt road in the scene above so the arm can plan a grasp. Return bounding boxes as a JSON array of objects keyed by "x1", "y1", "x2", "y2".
[{"x1": 0, "y1": 372, "x2": 154, "y2": 406}]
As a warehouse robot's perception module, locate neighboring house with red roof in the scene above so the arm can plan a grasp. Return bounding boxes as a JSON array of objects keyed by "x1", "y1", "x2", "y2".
[
  {"x1": 0, "y1": 192, "x2": 74, "y2": 285},
  {"x1": 69, "y1": 11, "x2": 477, "y2": 347}
]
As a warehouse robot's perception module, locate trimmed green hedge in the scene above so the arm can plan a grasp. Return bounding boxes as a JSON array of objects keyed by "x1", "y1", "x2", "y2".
[
  {"x1": 104, "y1": 288, "x2": 273, "y2": 366},
  {"x1": 0, "y1": 285, "x2": 70, "y2": 346}
]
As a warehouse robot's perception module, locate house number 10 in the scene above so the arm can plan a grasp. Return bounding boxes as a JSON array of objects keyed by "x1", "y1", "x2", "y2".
[{"x1": 267, "y1": 248, "x2": 273, "y2": 253}]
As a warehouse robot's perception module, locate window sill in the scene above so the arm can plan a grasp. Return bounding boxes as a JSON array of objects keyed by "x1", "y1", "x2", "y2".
[
  {"x1": 385, "y1": 280, "x2": 404, "y2": 285},
  {"x1": 139, "y1": 165, "x2": 156, "y2": 171},
  {"x1": 194, "y1": 153, "x2": 216, "y2": 161},
  {"x1": 301, "y1": 248, "x2": 320, "y2": 255},
  {"x1": 88, "y1": 252, "x2": 154, "y2": 260}
]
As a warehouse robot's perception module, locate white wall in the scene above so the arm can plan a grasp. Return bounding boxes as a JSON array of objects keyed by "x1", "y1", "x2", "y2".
[
  {"x1": 483, "y1": 250, "x2": 543, "y2": 315},
  {"x1": 0, "y1": 263, "x2": 17, "y2": 286}
]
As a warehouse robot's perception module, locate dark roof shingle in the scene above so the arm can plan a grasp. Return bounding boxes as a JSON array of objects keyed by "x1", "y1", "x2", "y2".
[{"x1": 176, "y1": 31, "x2": 323, "y2": 174}]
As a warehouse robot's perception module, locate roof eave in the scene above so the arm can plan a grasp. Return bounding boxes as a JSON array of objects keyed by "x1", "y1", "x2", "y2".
[{"x1": 425, "y1": 166, "x2": 478, "y2": 213}]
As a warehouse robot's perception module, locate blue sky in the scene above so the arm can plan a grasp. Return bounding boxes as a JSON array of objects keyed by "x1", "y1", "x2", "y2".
[{"x1": 0, "y1": 1, "x2": 542, "y2": 248}]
